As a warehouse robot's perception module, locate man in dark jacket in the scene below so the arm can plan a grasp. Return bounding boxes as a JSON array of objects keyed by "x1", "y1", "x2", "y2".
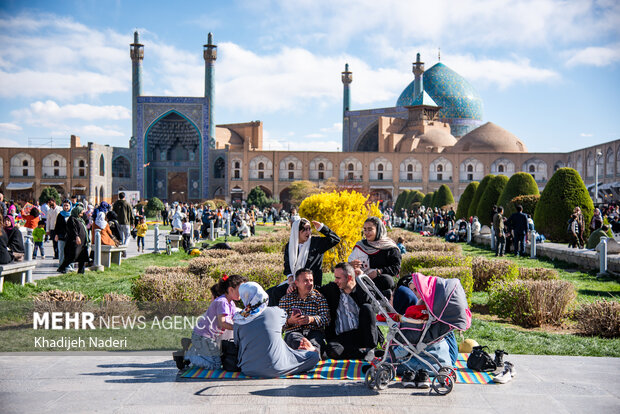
[
  {"x1": 319, "y1": 262, "x2": 378, "y2": 360},
  {"x1": 492, "y1": 206, "x2": 505, "y2": 256},
  {"x1": 112, "y1": 192, "x2": 134, "y2": 245},
  {"x1": 507, "y1": 204, "x2": 529, "y2": 256}
]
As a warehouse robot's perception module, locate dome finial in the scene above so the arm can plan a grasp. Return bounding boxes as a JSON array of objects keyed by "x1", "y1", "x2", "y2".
[{"x1": 438, "y1": 47, "x2": 441, "y2": 61}]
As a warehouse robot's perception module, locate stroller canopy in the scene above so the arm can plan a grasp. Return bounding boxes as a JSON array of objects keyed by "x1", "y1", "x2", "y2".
[{"x1": 410, "y1": 272, "x2": 471, "y2": 332}]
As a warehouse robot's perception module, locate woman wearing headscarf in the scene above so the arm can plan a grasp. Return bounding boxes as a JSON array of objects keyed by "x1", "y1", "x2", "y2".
[
  {"x1": 348, "y1": 216, "x2": 401, "y2": 298},
  {"x1": 54, "y1": 200, "x2": 73, "y2": 270},
  {"x1": 57, "y1": 204, "x2": 90, "y2": 274},
  {"x1": 267, "y1": 218, "x2": 340, "y2": 306},
  {"x1": 0, "y1": 214, "x2": 14, "y2": 264},
  {"x1": 91, "y1": 202, "x2": 118, "y2": 246},
  {"x1": 233, "y1": 282, "x2": 320, "y2": 378},
  {"x1": 4, "y1": 214, "x2": 25, "y2": 261},
  {"x1": 106, "y1": 211, "x2": 123, "y2": 242}
]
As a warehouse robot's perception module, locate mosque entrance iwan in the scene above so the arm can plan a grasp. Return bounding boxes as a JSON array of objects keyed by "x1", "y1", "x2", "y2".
[{"x1": 167, "y1": 172, "x2": 188, "y2": 202}]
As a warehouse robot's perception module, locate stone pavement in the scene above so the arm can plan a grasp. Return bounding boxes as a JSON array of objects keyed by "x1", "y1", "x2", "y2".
[
  {"x1": 30, "y1": 229, "x2": 171, "y2": 282},
  {"x1": 0, "y1": 352, "x2": 618, "y2": 413}
]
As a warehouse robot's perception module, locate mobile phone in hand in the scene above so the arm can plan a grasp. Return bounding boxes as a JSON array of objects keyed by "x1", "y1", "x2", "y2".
[{"x1": 292, "y1": 308, "x2": 302, "y2": 316}]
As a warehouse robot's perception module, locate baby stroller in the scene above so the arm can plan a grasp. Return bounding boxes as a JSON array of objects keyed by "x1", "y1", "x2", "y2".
[{"x1": 358, "y1": 272, "x2": 471, "y2": 395}]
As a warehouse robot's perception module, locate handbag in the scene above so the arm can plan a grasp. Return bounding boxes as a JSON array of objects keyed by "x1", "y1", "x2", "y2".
[
  {"x1": 221, "y1": 339, "x2": 240, "y2": 372},
  {"x1": 466, "y1": 345, "x2": 497, "y2": 372},
  {"x1": 130, "y1": 228, "x2": 138, "y2": 239}
]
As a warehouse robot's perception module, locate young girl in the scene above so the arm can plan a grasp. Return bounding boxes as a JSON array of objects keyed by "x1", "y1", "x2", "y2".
[
  {"x1": 184, "y1": 274, "x2": 248, "y2": 369},
  {"x1": 136, "y1": 217, "x2": 148, "y2": 252}
]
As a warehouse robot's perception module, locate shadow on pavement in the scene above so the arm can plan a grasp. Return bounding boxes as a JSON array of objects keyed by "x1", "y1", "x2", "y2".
[
  {"x1": 81, "y1": 360, "x2": 178, "y2": 383},
  {"x1": 249, "y1": 383, "x2": 379, "y2": 397}
]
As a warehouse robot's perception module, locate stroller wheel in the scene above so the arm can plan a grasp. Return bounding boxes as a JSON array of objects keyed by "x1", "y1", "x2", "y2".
[
  {"x1": 439, "y1": 367, "x2": 457, "y2": 382},
  {"x1": 431, "y1": 374, "x2": 454, "y2": 395},
  {"x1": 364, "y1": 366, "x2": 377, "y2": 389},
  {"x1": 375, "y1": 365, "x2": 391, "y2": 390}
]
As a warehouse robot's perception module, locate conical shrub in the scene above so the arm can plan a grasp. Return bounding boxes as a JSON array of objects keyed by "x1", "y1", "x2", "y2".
[
  {"x1": 468, "y1": 174, "x2": 494, "y2": 218},
  {"x1": 497, "y1": 172, "x2": 540, "y2": 216},
  {"x1": 477, "y1": 175, "x2": 509, "y2": 226},
  {"x1": 456, "y1": 181, "x2": 478, "y2": 220}
]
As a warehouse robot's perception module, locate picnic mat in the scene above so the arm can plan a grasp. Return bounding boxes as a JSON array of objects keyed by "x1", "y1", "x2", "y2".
[{"x1": 180, "y1": 353, "x2": 495, "y2": 384}]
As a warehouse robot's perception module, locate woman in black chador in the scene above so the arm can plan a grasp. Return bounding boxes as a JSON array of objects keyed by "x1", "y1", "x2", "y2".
[{"x1": 57, "y1": 204, "x2": 90, "y2": 274}]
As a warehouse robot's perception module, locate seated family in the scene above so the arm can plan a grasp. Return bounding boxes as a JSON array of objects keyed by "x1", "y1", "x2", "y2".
[{"x1": 178, "y1": 215, "x2": 454, "y2": 379}]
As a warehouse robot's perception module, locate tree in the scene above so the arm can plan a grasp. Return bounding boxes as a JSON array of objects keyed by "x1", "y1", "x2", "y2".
[
  {"x1": 146, "y1": 197, "x2": 165, "y2": 218},
  {"x1": 497, "y1": 172, "x2": 540, "y2": 216},
  {"x1": 468, "y1": 174, "x2": 495, "y2": 218},
  {"x1": 534, "y1": 168, "x2": 594, "y2": 242},
  {"x1": 39, "y1": 187, "x2": 61, "y2": 205},
  {"x1": 476, "y1": 175, "x2": 509, "y2": 226},
  {"x1": 433, "y1": 184, "x2": 455, "y2": 209},
  {"x1": 408, "y1": 190, "x2": 425, "y2": 210},
  {"x1": 422, "y1": 192, "x2": 434, "y2": 207},
  {"x1": 299, "y1": 190, "x2": 382, "y2": 271},
  {"x1": 288, "y1": 180, "x2": 320, "y2": 208},
  {"x1": 246, "y1": 187, "x2": 270, "y2": 209},
  {"x1": 456, "y1": 181, "x2": 479, "y2": 220},
  {"x1": 393, "y1": 190, "x2": 409, "y2": 214},
  {"x1": 511, "y1": 194, "x2": 540, "y2": 216}
]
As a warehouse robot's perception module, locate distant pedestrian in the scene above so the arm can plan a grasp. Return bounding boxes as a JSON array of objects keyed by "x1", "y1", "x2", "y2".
[{"x1": 32, "y1": 221, "x2": 46, "y2": 258}]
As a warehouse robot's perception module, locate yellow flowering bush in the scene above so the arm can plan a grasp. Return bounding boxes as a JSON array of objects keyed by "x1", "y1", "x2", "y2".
[{"x1": 299, "y1": 190, "x2": 381, "y2": 271}]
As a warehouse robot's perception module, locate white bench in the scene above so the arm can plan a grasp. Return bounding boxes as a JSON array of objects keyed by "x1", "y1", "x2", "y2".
[
  {"x1": 100, "y1": 245, "x2": 128, "y2": 268},
  {"x1": 168, "y1": 234, "x2": 183, "y2": 249},
  {"x1": 0, "y1": 262, "x2": 37, "y2": 293}
]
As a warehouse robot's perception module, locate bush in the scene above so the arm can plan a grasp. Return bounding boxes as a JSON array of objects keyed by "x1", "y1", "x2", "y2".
[
  {"x1": 400, "y1": 252, "x2": 471, "y2": 276},
  {"x1": 403, "y1": 240, "x2": 462, "y2": 254},
  {"x1": 131, "y1": 270, "x2": 214, "y2": 303},
  {"x1": 476, "y1": 175, "x2": 509, "y2": 226},
  {"x1": 488, "y1": 279, "x2": 576, "y2": 327},
  {"x1": 33, "y1": 289, "x2": 89, "y2": 314},
  {"x1": 575, "y1": 300, "x2": 620, "y2": 338},
  {"x1": 468, "y1": 174, "x2": 494, "y2": 218},
  {"x1": 98, "y1": 293, "x2": 139, "y2": 320},
  {"x1": 39, "y1": 187, "x2": 61, "y2": 206},
  {"x1": 247, "y1": 187, "x2": 271, "y2": 209},
  {"x1": 534, "y1": 168, "x2": 594, "y2": 243},
  {"x1": 511, "y1": 194, "x2": 540, "y2": 216},
  {"x1": 394, "y1": 190, "x2": 408, "y2": 214},
  {"x1": 456, "y1": 181, "x2": 478, "y2": 220},
  {"x1": 422, "y1": 192, "x2": 434, "y2": 208},
  {"x1": 472, "y1": 257, "x2": 519, "y2": 291},
  {"x1": 433, "y1": 184, "x2": 455, "y2": 209},
  {"x1": 518, "y1": 267, "x2": 559, "y2": 280},
  {"x1": 497, "y1": 172, "x2": 540, "y2": 217},
  {"x1": 405, "y1": 190, "x2": 424, "y2": 211},
  {"x1": 145, "y1": 197, "x2": 164, "y2": 218},
  {"x1": 421, "y1": 266, "x2": 473, "y2": 306},
  {"x1": 299, "y1": 190, "x2": 381, "y2": 271}
]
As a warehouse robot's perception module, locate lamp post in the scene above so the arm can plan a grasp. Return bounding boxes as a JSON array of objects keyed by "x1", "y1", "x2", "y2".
[{"x1": 595, "y1": 150, "x2": 603, "y2": 205}]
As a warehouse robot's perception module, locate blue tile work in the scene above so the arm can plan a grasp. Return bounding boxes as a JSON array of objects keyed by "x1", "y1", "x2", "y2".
[{"x1": 135, "y1": 96, "x2": 209, "y2": 199}]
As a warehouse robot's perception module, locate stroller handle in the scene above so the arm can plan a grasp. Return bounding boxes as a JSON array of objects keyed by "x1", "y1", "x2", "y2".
[{"x1": 356, "y1": 274, "x2": 399, "y2": 315}]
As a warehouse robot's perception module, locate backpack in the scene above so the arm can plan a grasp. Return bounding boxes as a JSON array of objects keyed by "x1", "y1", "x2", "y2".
[
  {"x1": 567, "y1": 218, "x2": 574, "y2": 234},
  {"x1": 466, "y1": 345, "x2": 497, "y2": 372}
]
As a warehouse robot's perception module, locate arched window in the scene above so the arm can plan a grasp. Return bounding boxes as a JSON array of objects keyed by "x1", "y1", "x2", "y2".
[
  {"x1": 258, "y1": 162, "x2": 265, "y2": 179},
  {"x1": 79, "y1": 160, "x2": 85, "y2": 168},
  {"x1": 529, "y1": 165, "x2": 535, "y2": 173},
  {"x1": 437, "y1": 165, "x2": 443, "y2": 172},
  {"x1": 378, "y1": 164, "x2": 384, "y2": 171},
  {"x1": 22, "y1": 160, "x2": 28, "y2": 167},
  {"x1": 467, "y1": 164, "x2": 473, "y2": 172},
  {"x1": 99, "y1": 154, "x2": 105, "y2": 176},
  {"x1": 288, "y1": 162, "x2": 294, "y2": 170},
  {"x1": 112, "y1": 156, "x2": 131, "y2": 178},
  {"x1": 53, "y1": 160, "x2": 59, "y2": 167},
  {"x1": 318, "y1": 163, "x2": 324, "y2": 171},
  {"x1": 213, "y1": 157, "x2": 225, "y2": 179},
  {"x1": 348, "y1": 163, "x2": 354, "y2": 171},
  {"x1": 407, "y1": 164, "x2": 413, "y2": 172},
  {"x1": 498, "y1": 165, "x2": 504, "y2": 172},
  {"x1": 607, "y1": 148, "x2": 614, "y2": 176}
]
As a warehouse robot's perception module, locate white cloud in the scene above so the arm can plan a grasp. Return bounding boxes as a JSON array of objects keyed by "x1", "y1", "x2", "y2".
[
  {"x1": 320, "y1": 123, "x2": 342, "y2": 133},
  {"x1": 564, "y1": 44, "x2": 620, "y2": 67},
  {"x1": 0, "y1": 123, "x2": 22, "y2": 132},
  {"x1": 580, "y1": 133, "x2": 593, "y2": 137},
  {"x1": 0, "y1": 138, "x2": 21, "y2": 147},
  {"x1": 305, "y1": 133, "x2": 325, "y2": 138},
  {"x1": 50, "y1": 124, "x2": 125, "y2": 138},
  {"x1": 12, "y1": 100, "x2": 130, "y2": 122}
]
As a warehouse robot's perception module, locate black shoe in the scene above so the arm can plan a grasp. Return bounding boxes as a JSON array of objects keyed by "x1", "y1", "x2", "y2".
[
  {"x1": 495, "y1": 349, "x2": 508, "y2": 368},
  {"x1": 414, "y1": 369, "x2": 431, "y2": 389},
  {"x1": 402, "y1": 370, "x2": 416, "y2": 388},
  {"x1": 172, "y1": 351, "x2": 187, "y2": 370}
]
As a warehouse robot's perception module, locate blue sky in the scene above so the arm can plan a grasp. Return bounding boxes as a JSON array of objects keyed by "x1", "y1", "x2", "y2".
[{"x1": 0, "y1": 0, "x2": 618, "y2": 152}]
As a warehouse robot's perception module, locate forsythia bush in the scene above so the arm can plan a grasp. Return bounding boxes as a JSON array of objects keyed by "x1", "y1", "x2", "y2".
[{"x1": 299, "y1": 190, "x2": 381, "y2": 271}]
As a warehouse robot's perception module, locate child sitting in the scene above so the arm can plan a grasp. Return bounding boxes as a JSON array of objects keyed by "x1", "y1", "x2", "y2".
[
  {"x1": 396, "y1": 236, "x2": 407, "y2": 255},
  {"x1": 183, "y1": 274, "x2": 248, "y2": 369}
]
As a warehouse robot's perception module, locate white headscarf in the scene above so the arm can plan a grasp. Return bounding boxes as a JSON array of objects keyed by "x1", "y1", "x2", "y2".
[
  {"x1": 288, "y1": 219, "x2": 311, "y2": 279},
  {"x1": 233, "y1": 282, "x2": 269, "y2": 325},
  {"x1": 95, "y1": 211, "x2": 107, "y2": 229}
]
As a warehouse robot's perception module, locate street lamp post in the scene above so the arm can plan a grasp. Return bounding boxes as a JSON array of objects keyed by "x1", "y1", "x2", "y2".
[{"x1": 595, "y1": 150, "x2": 603, "y2": 205}]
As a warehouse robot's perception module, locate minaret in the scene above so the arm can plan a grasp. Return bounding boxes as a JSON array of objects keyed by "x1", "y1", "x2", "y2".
[
  {"x1": 413, "y1": 53, "x2": 424, "y2": 98},
  {"x1": 130, "y1": 31, "x2": 143, "y2": 147},
  {"x1": 203, "y1": 33, "x2": 217, "y2": 148},
  {"x1": 341, "y1": 63, "x2": 352, "y2": 151}
]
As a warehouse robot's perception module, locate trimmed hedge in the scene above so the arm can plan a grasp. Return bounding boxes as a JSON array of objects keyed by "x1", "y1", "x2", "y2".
[
  {"x1": 488, "y1": 279, "x2": 576, "y2": 327},
  {"x1": 476, "y1": 175, "x2": 509, "y2": 226},
  {"x1": 187, "y1": 252, "x2": 285, "y2": 288},
  {"x1": 534, "y1": 167, "x2": 594, "y2": 243},
  {"x1": 400, "y1": 252, "x2": 471, "y2": 277},
  {"x1": 511, "y1": 194, "x2": 540, "y2": 216},
  {"x1": 472, "y1": 256, "x2": 519, "y2": 291},
  {"x1": 518, "y1": 267, "x2": 559, "y2": 281},
  {"x1": 131, "y1": 270, "x2": 214, "y2": 303},
  {"x1": 422, "y1": 266, "x2": 473, "y2": 306},
  {"x1": 406, "y1": 190, "x2": 425, "y2": 211},
  {"x1": 433, "y1": 184, "x2": 455, "y2": 209},
  {"x1": 422, "y1": 192, "x2": 434, "y2": 208},
  {"x1": 497, "y1": 172, "x2": 540, "y2": 217},
  {"x1": 394, "y1": 190, "x2": 408, "y2": 214},
  {"x1": 468, "y1": 174, "x2": 494, "y2": 218},
  {"x1": 456, "y1": 181, "x2": 478, "y2": 220},
  {"x1": 404, "y1": 240, "x2": 462, "y2": 254},
  {"x1": 576, "y1": 300, "x2": 620, "y2": 338}
]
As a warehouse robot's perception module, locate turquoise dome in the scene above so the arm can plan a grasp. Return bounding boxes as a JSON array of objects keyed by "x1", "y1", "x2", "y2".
[{"x1": 396, "y1": 62, "x2": 484, "y2": 122}]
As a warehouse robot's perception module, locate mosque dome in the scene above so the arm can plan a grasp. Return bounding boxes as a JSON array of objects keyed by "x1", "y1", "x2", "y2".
[
  {"x1": 396, "y1": 129, "x2": 457, "y2": 152},
  {"x1": 450, "y1": 122, "x2": 528, "y2": 153},
  {"x1": 396, "y1": 62, "x2": 484, "y2": 136}
]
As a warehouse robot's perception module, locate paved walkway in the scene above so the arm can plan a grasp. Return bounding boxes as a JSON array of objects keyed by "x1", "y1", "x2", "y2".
[
  {"x1": 30, "y1": 229, "x2": 172, "y2": 282},
  {"x1": 0, "y1": 353, "x2": 618, "y2": 413}
]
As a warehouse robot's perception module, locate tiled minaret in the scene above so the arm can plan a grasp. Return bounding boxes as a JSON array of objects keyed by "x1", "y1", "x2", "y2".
[
  {"x1": 130, "y1": 31, "x2": 144, "y2": 148},
  {"x1": 203, "y1": 33, "x2": 217, "y2": 149},
  {"x1": 341, "y1": 63, "x2": 352, "y2": 151}
]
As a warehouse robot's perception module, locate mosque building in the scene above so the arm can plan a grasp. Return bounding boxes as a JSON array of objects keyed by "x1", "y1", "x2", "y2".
[{"x1": 0, "y1": 32, "x2": 617, "y2": 206}]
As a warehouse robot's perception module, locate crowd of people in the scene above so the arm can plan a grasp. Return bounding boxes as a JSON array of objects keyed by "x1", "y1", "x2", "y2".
[{"x1": 179, "y1": 215, "x2": 458, "y2": 387}]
